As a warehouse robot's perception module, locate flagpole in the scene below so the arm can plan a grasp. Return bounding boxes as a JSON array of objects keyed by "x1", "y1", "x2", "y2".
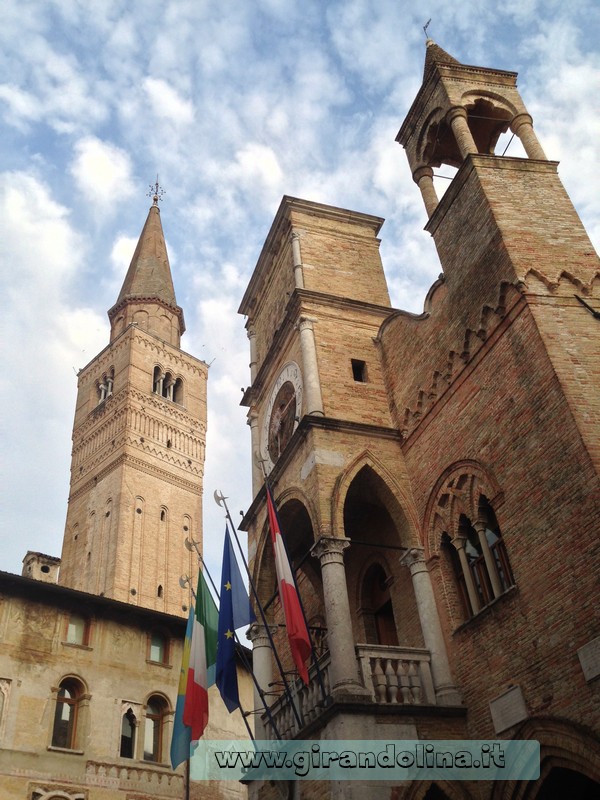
[
  {"x1": 263, "y1": 479, "x2": 329, "y2": 707},
  {"x1": 184, "y1": 537, "x2": 283, "y2": 740},
  {"x1": 213, "y1": 491, "x2": 304, "y2": 731}
]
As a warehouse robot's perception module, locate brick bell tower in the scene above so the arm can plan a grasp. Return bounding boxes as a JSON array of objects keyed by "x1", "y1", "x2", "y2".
[
  {"x1": 58, "y1": 191, "x2": 207, "y2": 617},
  {"x1": 396, "y1": 39, "x2": 600, "y2": 465}
]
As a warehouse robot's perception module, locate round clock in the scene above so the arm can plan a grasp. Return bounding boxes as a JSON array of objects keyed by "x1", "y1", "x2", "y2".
[{"x1": 263, "y1": 362, "x2": 303, "y2": 468}]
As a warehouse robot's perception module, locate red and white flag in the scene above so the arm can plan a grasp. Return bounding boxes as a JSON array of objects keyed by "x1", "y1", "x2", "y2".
[{"x1": 266, "y1": 487, "x2": 312, "y2": 684}]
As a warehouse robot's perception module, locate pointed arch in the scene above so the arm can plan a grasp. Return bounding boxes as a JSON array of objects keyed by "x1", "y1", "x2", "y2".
[
  {"x1": 331, "y1": 449, "x2": 420, "y2": 546},
  {"x1": 423, "y1": 459, "x2": 503, "y2": 559},
  {"x1": 252, "y1": 486, "x2": 321, "y2": 613}
]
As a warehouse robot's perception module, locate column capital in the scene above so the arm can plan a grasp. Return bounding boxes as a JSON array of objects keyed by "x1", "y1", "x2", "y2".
[
  {"x1": 291, "y1": 230, "x2": 301, "y2": 242},
  {"x1": 246, "y1": 324, "x2": 256, "y2": 339},
  {"x1": 400, "y1": 546, "x2": 426, "y2": 570},
  {"x1": 247, "y1": 622, "x2": 277, "y2": 647},
  {"x1": 412, "y1": 165, "x2": 434, "y2": 184},
  {"x1": 445, "y1": 105, "x2": 468, "y2": 124},
  {"x1": 509, "y1": 112, "x2": 534, "y2": 133},
  {"x1": 311, "y1": 536, "x2": 350, "y2": 565},
  {"x1": 297, "y1": 315, "x2": 317, "y2": 332}
]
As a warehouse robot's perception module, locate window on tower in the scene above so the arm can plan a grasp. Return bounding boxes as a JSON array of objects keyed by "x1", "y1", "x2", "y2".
[
  {"x1": 152, "y1": 366, "x2": 184, "y2": 405},
  {"x1": 351, "y1": 359, "x2": 368, "y2": 383}
]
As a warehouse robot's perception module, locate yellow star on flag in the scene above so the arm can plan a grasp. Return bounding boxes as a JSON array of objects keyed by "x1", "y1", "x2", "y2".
[
  {"x1": 225, "y1": 629, "x2": 234, "y2": 639},
  {"x1": 224, "y1": 580, "x2": 232, "y2": 591}
]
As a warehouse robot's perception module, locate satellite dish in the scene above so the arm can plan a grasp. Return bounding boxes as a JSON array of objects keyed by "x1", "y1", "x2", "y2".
[
  {"x1": 184, "y1": 538, "x2": 195, "y2": 552},
  {"x1": 179, "y1": 575, "x2": 189, "y2": 589}
]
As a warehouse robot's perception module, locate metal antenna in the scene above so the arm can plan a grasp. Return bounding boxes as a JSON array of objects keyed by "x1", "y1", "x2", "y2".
[{"x1": 423, "y1": 18, "x2": 432, "y2": 38}]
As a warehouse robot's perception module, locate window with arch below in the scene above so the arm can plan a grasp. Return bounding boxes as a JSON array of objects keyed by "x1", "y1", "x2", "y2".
[
  {"x1": 144, "y1": 695, "x2": 169, "y2": 762},
  {"x1": 443, "y1": 496, "x2": 514, "y2": 619},
  {"x1": 51, "y1": 678, "x2": 84, "y2": 750},
  {"x1": 148, "y1": 631, "x2": 168, "y2": 664}
]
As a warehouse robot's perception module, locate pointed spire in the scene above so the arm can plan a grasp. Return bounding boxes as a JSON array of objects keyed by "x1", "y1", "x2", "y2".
[
  {"x1": 423, "y1": 38, "x2": 461, "y2": 81},
  {"x1": 115, "y1": 204, "x2": 177, "y2": 308},
  {"x1": 108, "y1": 201, "x2": 185, "y2": 345}
]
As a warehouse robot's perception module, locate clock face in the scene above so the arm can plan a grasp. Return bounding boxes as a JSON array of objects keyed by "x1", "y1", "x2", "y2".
[{"x1": 263, "y1": 362, "x2": 303, "y2": 469}]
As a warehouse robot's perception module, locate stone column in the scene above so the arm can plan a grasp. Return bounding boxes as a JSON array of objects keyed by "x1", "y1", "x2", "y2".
[
  {"x1": 247, "y1": 407, "x2": 262, "y2": 497},
  {"x1": 474, "y1": 521, "x2": 503, "y2": 597},
  {"x1": 247, "y1": 324, "x2": 258, "y2": 383},
  {"x1": 401, "y1": 548, "x2": 461, "y2": 705},
  {"x1": 510, "y1": 113, "x2": 547, "y2": 160},
  {"x1": 446, "y1": 106, "x2": 478, "y2": 160},
  {"x1": 291, "y1": 231, "x2": 304, "y2": 289},
  {"x1": 297, "y1": 316, "x2": 324, "y2": 416},
  {"x1": 311, "y1": 537, "x2": 365, "y2": 695},
  {"x1": 413, "y1": 165, "x2": 439, "y2": 217},
  {"x1": 452, "y1": 536, "x2": 481, "y2": 614},
  {"x1": 247, "y1": 623, "x2": 276, "y2": 739}
]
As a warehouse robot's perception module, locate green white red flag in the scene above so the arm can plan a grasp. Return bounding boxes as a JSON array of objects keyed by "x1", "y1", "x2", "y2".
[{"x1": 183, "y1": 570, "x2": 218, "y2": 743}]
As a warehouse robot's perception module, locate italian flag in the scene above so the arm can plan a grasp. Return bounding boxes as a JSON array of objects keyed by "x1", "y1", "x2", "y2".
[
  {"x1": 267, "y1": 487, "x2": 312, "y2": 684},
  {"x1": 183, "y1": 570, "x2": 218, "y2": 743}
]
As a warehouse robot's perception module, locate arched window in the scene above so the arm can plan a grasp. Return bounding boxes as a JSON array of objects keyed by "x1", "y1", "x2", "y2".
[
  {"x1": 143, "y1": 695, "x2": 169, "y2": 762},
  {"x1": 153, "y1": 366, "x2": 164, "y2": 396},
  {"x1": 445, "y1": 499, "x2": 514, "y2": 618},
  {"x1": 120, "y1": 707, "x2": 137, "y2": 758},
  {"x1": 51, "y1": 678, "x2": 84, "y2": 749},
  {"x1": 173, "y1": 377, "x2": 183, "y2": 404}
]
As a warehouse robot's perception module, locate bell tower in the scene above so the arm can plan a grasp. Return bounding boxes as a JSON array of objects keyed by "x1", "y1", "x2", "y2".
[
  {"x1": 58, "y1": 195, "x2": 207, "y2": 617},
  {"x1": 396, "y1": 39, "x2": 600, "y2": 469}
]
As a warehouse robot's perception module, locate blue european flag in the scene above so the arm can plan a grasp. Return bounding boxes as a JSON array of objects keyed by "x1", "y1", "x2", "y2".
[{"x1": 216, "y1": 525, "x2": 255, "y2": 712}]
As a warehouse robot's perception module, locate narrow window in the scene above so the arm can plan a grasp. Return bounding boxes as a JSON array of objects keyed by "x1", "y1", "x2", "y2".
[
  {"x1": 459, "y1": 514, "x2": 494, "y2": 607},
  {"x1": 52, "y1": 678, "x2": 82, "y2": 749},
  {"x1": 120, "y1": 708, "x2": 136, "y2": 758},
  {"x1": 144, "y1": 696, "x2": 168, "y2": 762},
  {"x1": 153, "y1": 366, "x2": 163, "y2": 395},
  {"x1": 173, "y1": 377, "x2": 183, "y2": 404},
  {"x1": 351, "y1": 359, "x2": 367, "y2": 382},
  {"x1": 479, "y1": 496, "x2": 514, "y2": 591}
]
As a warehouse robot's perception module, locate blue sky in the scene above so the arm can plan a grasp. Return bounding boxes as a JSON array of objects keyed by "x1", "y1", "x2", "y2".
[{"x1": 1, "y1": 0, "x2": 599, "y2": 586}]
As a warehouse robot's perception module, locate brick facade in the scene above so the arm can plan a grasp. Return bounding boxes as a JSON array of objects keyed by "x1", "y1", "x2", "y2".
[{"x1": 240, "y1": 42, "x2": 600, "y2": 800}]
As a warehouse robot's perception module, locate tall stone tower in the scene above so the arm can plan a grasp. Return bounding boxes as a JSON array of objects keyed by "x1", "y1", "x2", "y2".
[{"x1": 59, "y1": 197, "x2": 207, "y2": 617}]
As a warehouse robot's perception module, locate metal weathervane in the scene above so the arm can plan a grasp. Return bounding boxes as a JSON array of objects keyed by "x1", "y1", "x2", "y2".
[{"x1": 147, "y1": 175, "x2": 165, "y2": 206}]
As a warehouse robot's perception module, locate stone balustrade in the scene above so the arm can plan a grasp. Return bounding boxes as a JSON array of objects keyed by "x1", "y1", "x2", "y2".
[
  {"x1": 263, "y1": 644, "x2": 437, "y2": 738},
  {"x1": 356, "y1": 644, "x2": 436, "y2": 705}
]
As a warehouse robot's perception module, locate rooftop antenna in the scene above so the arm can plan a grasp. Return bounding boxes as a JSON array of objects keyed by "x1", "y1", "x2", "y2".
[
  {"x1": 147, "y1": 174, "x2": 165, "y2": 206},
  {"x1": 423, "y1": 18, "x2": 432, "y2": 38}
]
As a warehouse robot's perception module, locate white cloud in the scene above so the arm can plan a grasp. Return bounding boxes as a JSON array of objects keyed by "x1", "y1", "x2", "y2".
[
  {"x1": 143, "y1": 77, "x2": 195, "y2": 125},
  {"x1": 0, "y1": 171, "x2": 106, "y2": 568},
  {"x1": 70, "y1": 137, "x2": 135, "y2": 210}
]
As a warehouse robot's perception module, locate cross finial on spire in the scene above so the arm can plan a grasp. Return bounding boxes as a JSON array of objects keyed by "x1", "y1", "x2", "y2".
[
  {"x1": 423, "y1": 18, "x2": 432, "y2": 39},
  {"x1": 147, "y1": 175, "x2": 165, "y2": 206}
]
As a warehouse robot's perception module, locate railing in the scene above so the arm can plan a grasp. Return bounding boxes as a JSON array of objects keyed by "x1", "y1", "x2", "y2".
[
  {"x1": 264, "y1": 644, "x2": 436, "y2": 738},
  {"x1": 356, "y1": 644, "x2": 436, "y2": 705},
  {"x1": 266, "y1": 652, "x2": 332, "y2": 739}
]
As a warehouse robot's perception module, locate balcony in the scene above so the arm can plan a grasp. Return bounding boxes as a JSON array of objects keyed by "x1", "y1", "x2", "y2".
[{"x1": 263, "y1": 644, "x2": 437, "y2": 739}]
